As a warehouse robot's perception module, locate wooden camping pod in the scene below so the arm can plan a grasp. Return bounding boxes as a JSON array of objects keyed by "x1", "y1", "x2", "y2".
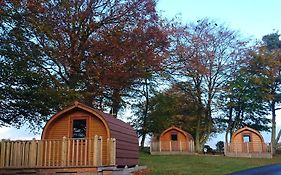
[
  {"x1": 150, "y1": 126, "x2": 195, "y2": 154},
  {"x1": 229, "y1": 126, "x2": 267, "y2": 153},
  {"x1": 42, "y1": 101, "x2": 138, "y2": 166}
]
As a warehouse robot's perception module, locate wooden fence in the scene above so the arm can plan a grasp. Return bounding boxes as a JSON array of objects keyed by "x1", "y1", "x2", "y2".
[
  {"x1": 0, "y1": 136, "x2": 116, "y2": 168},
  {"x1": 150, "y1": 141, "x2": 195, "y2": 153},
  {"x1": 224, "y1": 142, "x2": 272, "y2": 158}
]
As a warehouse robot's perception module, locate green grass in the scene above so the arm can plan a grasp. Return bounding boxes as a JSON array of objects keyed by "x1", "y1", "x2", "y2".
[{"x1": 140, "y1": 152, "x2": 281, "y2": 175}]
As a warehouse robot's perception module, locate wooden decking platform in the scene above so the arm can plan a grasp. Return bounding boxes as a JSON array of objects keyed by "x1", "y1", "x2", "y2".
[
  {"x1": 0, "y1": 166, "x2": 148, "y2": 175},
  {"x1": 225, "y1": 152, "x2": 272, "y2": 159},
  {"x1": 0, "y1": 166, "x2": 98, "y2": 174}
]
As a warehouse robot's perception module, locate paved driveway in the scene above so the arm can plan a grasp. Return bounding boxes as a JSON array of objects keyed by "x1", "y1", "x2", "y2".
[{"x1": 227, "y1": 164, "x2": 281, "y2": 175}]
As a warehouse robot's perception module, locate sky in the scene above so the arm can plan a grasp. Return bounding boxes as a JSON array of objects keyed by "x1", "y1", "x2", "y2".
[
  {"x1": 1, "y1": 0, "x2": 281, "y2": 148},
  {"x1": 157, "y1": 0, "x2": 281, "y2": 39}
]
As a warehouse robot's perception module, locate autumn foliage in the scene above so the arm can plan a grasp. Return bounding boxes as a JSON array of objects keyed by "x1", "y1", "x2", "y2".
[{"x1": 0, "y1": 0, "x2": 169, "y2": 128}]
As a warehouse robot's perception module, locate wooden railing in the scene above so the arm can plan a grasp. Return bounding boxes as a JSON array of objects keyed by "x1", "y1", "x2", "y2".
[
  {"x1": 224, "y1": 142, "x2": 272, "y2": 158},
  {"x1": 225, "y1": 142, "x2": 270, "y2": 153},
  {"x1": 150, "y1": 141, "x2": 195, "y2": 153},
  {"x1": 0, "y1": 136, "x2": 116, "y2": 168}
]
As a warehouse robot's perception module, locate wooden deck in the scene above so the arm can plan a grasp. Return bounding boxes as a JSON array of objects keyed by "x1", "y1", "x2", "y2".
[{"x1": 0, "y1": 136, "x2": 116, "y2": 171}]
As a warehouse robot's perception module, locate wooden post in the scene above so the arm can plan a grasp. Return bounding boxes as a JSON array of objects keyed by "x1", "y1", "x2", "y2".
[
  {"x1": 93, "y1": 135, "x2": 98, "y2": 166},
  {"x1": 37, "y1": 140, "x2": 43, "y2": 166},
  {"x1": 247, "y1": 143, "x2": 249, "y2": 153},
  {"x1": 169, "y1": 141, "x2": 171, "y2": 152},
  {"x1": 71, "y1": 140, "x2": 75, "y2": 166},
  {"x1": 84, "y1": 139, "x2": 88, "y2": 166},
  {"x1": 61, "y1": 136, "x2": 67, "y2": 167},
  {"x1": 67, "y1": 139, "x2": 71, "y2": 166},
  {"x1": 179, "y1": 141, "x2": 182, "y2": 152},
  {"x1": 22, "y1": 142, "x2": 27, "y2": 167},
  {"x1": 53, "y1": 141, "x2": 56, "y2": 166},
  {"x1": 44, "y1": 140, "x2": 48, "y2": 166},
  {"x1": 5, "y1": 141, "x2": 11, "y2": 167},
  {"x1": 75, "y1": 139, "x2": 79, "y2": 166},
  {"x1": 107, "y1": 138, "x2": 110, "y2": 165},
  {"x1": 80, "y1": 140, "x2": 83, "y2": 165},
  {"x1": 48, "y1": 140, "x2": 52, "y2": 167},
  {"x1": 159, "y1": 141, "x2": 162, "y2": 152},
  {"x1": 99, "y1": 136, "x2": 103, "y2": 166},
  {"x1": 15, "y1": 142, "x2": 21, "y2": 167},
  {"x1": 0, "y1": 139, "x2": 6, "y2": 168},
  {"x1": 29, "y1": 138, "x2": 37, "y2": 167},
  {"x1": 88, "y1": 138, "x2": 92, "y2": 166}
]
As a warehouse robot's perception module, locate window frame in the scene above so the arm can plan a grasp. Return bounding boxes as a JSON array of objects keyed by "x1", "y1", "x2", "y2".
[
  {"x1": 171, "y1": 132, "x2": 178, "y2": 141},
  {"x1": 70, "y1": 116, "x2": 89, "y2": 139},
  {"x1": 243, "y1": 134, "x2": 251, "y2": 143}
]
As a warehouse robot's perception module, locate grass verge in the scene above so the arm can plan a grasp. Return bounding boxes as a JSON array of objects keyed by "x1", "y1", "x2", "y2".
[{"x1": 140, "y1": 152, "x2": 281, "y2": 175}]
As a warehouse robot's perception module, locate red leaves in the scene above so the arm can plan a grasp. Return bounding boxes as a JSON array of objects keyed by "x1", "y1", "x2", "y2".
[
  {"x1": 27, "y1": 0, "x2": 46, "y2": 13},
  {"x1": 21, "y1": 0, "x2": 169, "y2": 108}
]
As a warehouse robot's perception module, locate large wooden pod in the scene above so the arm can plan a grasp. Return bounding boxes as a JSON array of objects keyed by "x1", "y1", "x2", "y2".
[
  {"x1": 230, "y1": 126, "x2": 266, "y2": 153},
  {"x1": 42, "y1": 101, "x2": 138, "y2": 166},
  {"x1": 225, "y1": 126, "x2": 271, "y2": 158},
  {"x1": 150, "y1": 126, "x2": 194, "y2": 154}
]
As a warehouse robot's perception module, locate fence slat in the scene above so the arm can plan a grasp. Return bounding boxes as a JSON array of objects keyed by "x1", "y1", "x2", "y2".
[
  {"x1": 93, "y1": 135, "x2": 98, "y2": 166},
  {"x1": 30, "y1": 139, "x2": 36, "y2": 167},
  {"x1": 61, "y1": 137, "x2": 67, "y2": 167},
  {"x1": 99, "y1": 136, "x2": 103, "y2": 166},
  {"x1": 5, "y1": 141, "x2": 11, "y2": 167},
  {"x1": 0, "y1": 140, "x2": 6, "y2": 168},
  {"x1": 84, "y1": 139, "x2": 88, "y2": 166}
]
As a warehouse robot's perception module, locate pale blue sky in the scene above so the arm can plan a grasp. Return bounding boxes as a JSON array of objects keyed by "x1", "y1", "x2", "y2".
[{"x1": 157, "y1": 0, "x2": 281, "y2": 39}]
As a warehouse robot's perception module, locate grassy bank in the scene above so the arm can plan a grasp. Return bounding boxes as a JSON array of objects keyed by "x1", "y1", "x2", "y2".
[{"x1": 140, "y1": 153, "x2": 281, "y2": 175}]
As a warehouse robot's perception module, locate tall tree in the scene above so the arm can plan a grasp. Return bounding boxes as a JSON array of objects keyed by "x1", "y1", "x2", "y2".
[
  {"x1": 0, "y1": 1, "x2": 77, "y2": 129},
  {"x1": 261, "y1": 33, "x2": 281, "y2": 154},
  {"x1": 170, "y1": 19, "x2": 249, "y2": 152},
  {"x1": 219, "y1": 59, "x2": 271, "y2": 144},
  {"x1": 0, "y1": 0, "x2": 169, "y2": 128}
]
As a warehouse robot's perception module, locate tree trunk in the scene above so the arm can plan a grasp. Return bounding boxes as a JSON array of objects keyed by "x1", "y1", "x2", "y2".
[
  {"x1": 195, "y1": 117, "x2": 202, "y2": 153},
  {"x1": 140, "y1": 78, "x2": 150, "y2": 149},
  {"x1": 111, "y1": 89, "x2": 121, "y2": 117},
  {"x1": 140, "y1": 134, "x2": 146, "y2": 149},
  {"x1": 275, "y1": 129, "x2": 281, "y2": 148},
  {"x1": 271, "y1": 101, "x2": 276, "y2": 155}
]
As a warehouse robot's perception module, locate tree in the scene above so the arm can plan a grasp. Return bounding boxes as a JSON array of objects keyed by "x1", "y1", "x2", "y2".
[
  {"x1": 260, "y1": 33, "x2": 281, "y2": 154},
  {"x1": 0, "y1": 1, "x2": 77, "y2": 129},
  {"x1": 130, "y1": 77, "x2": 158, "y2": 149},
  {"x1": 139, "y1": 84, "x2": 207, "y2": 145},
  {"x1": 219, "y1": 59, "x2": 271, "y2": 144},
  {"x1": 0, "y1": 0, "x2": 169, "y2": 127},
  {"x1": 169, "y1": 18, "x2": 249, "y2": 152}
]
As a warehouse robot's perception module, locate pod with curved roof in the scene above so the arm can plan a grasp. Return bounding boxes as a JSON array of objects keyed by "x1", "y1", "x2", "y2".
[
  {"x1": 225, "y1": 126, "x2": 271, "y2": 158},
  {"x1": 42, "y1": 101, "x2": 138, "y2": 166},
  {"x1": 150, "y1": 126, "x2": 195, "y2": 155}
]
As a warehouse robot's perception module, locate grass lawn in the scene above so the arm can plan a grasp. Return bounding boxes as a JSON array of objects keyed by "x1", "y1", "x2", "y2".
[{"x1": 140, "y1": 152, "x2": 281, "y2": 175}]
